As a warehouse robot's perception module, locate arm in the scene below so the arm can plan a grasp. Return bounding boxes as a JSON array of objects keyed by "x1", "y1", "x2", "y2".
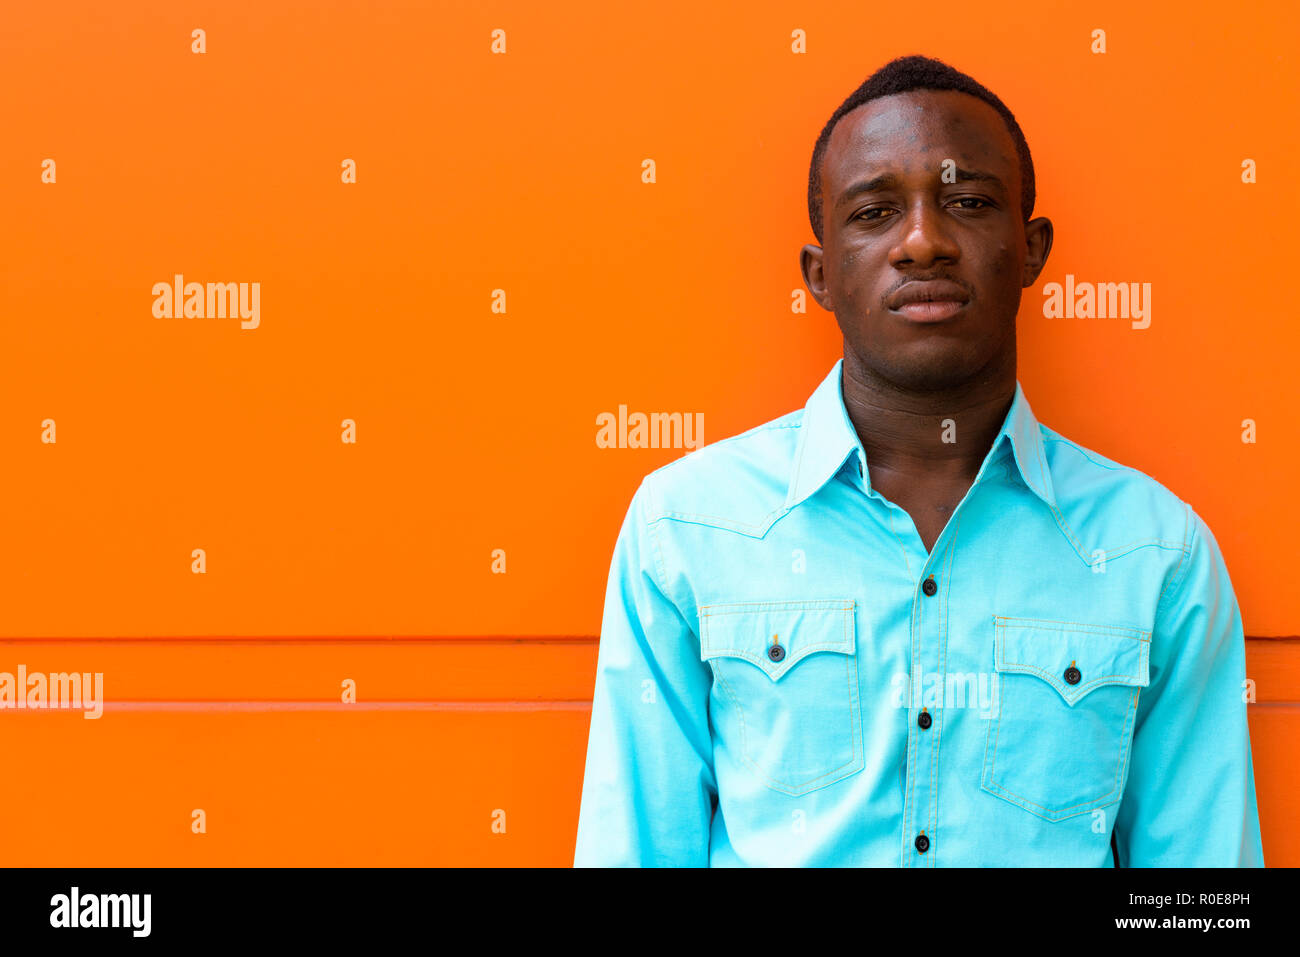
[
  {"x1": 1114, "y1": 504, "x2": 1265, "y2": 866},
  {"x1": 573, "y1": 479, "x2": 718, "y2": 866}
]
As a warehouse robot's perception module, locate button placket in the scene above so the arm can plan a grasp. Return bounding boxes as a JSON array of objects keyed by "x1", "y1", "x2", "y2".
[
  {"x1": 902, "y1": 526, "x2": 961, "y2": 867},
  {"x1": 903, "y1": 563, "x2": 946, "y2": 866}
]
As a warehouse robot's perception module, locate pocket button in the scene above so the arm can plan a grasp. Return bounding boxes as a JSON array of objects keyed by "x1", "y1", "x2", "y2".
[
  {"x1": 767, "y1": 642, "x2": 785, "y2": 662},
  {"x1": 1064, "y1": 664, "x2": 1081, "y2": 685}
]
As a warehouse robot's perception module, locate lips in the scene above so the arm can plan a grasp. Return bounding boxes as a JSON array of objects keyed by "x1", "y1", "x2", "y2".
[{"x1": 887, "y1": 279, "x2": 970, "y2": 323}]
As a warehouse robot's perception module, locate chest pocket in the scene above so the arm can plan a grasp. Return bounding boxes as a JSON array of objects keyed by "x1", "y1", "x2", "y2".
[
  {"x1": 981, "y1": 615, "x2": 1150, "y2": 822},
  {"x1": 699, "y1": 599, "x2": 864, "y2": 796}
]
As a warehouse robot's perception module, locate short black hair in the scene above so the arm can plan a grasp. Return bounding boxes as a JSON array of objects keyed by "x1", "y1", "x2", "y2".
[{"x1": 807, "y1": 54, "x2": 1036, "y2": 242}]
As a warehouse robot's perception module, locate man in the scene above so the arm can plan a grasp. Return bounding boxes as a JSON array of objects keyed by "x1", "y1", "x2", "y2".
[{"x1": 573, "y1": 55, "x2": 1264, "y2": 866}]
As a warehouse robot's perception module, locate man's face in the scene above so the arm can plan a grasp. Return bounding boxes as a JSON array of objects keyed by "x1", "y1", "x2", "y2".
[{"x1": 802, "y1": 89, "x2": 1051, "y2": 393}]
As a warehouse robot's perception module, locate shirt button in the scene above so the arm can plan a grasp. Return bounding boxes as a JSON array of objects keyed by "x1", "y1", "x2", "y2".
[
  {"x1": 917, "y1": 711, "x2": 932, "y2": 730},
  {"x1": 768, "y1": 643, "x2": 785, "y2": 662},
  {"x1": 1064, "y1": 664, "x2": 1081, "y2": 685},
  {"x1": 915, "y1": 833, "x2": 930, "y2": 853},
  {"x1": 922, "y1": 576, "x2": 937, "y2": 597}
]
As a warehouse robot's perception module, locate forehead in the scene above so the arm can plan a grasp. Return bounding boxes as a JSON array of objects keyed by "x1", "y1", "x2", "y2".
[{"x1": 823, "y1": 89, "x2": 1018, "y2": 189}]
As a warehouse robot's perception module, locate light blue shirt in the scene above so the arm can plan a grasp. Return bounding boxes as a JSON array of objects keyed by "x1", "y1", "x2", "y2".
[{"x1": 574, "y1": 359, "x2": 1264, "y2": 867}]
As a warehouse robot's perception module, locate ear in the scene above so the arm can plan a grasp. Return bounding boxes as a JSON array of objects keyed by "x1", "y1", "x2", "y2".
[
  {"x1": 1021, "y1": 216, "x2": 1053, "y2": 287},
  {"x1": 800, "y1": 243, "x2": 832, "y2": 310}
]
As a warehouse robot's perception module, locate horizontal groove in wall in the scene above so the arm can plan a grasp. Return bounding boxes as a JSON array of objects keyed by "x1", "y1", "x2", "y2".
[
  {"x1": 0, "y1": 637, "x2": 1294, "y2": 702},
  {"x1": 0, "y1": 635, "x2": 601, "y2": 643},
  {"x1": 0, "y1": 638, "x2": 601, "y2": 701},
  {"x1": 0, "y1": 699, "x2": 594, "y2": 713}
]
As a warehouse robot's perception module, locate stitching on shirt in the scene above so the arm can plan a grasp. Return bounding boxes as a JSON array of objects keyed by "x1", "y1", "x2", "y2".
[
  {"x1": 993, "y1": 616, "x2": 1151, "y2": 640},
  {"x1": 640, "y1": 415, "x2": 804, "y2": 534},
  {"x1": 902, "y1": 559, "x2": 924, "y2": 865},
  {"x1": 650, "y1": 506, "x2": 791, "y2": 538},
  {"x1": 660, "y1": 490, "x2": 1178, "y2": 563},
  {"x1": 1042, "y1": 434, "x2": 1134, "y2": 472},
  {"x1": 994, "y1": 664, "x2": 1146, "y2": 701},
  {"x1": 993, "y1": 619, "x2": 1150, "y2": 699},
  {"x1": 643, "y1": 416, "x2": 803, "y2": 484},
  {"x1": 700, "y1": 600, "x2": 855, "y2": 616},
  {"x1": 642, "y1": 418, "x2": 804, "y2": 496},
  {"x1": 1036, "y1": 432, "x2": 1189, "y2": 566},
  {"x1": 983, "y1": 667, "x2": 1001, "y2": 771},
  {"x1": 698, "y1": 604, "x2": 855, "y2": 678},
  {"x1": 1154, "y1": 501, "x2": 1194, "y2": 616},
  {"x1": 709, "y1": 661, "x2": 749, "y2": 779},
  {"x1": 929, "y1": 512, "x2": 963, "y2": 867},
  {"x1": 983, "y1": 685, "x2": 1140, "y2": 818},
  {"x1": 645, "y1": 494, "x2": 673, "y2": 603},
  {"x1": 998, "y1": 449, "x2": 1181, "y2": 563},
  {"x1": 649, "y1": 419, "x2": 1187, "y2": 582},
  {"x1": 701, "y1": 642, "x2": 854, "y2": 678},
  {"x1": 986, "y1": 664, "x2": 1006, "y2": 807}
]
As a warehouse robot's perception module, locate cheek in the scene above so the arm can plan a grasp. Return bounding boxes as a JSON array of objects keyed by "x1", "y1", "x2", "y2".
[
  {"x1": 836, "y1": 252, "x2": 859, "y2": 301},
  {"x1": 990, "y1": 242, "x2": 1021, "y2": 285},
  {"x1": 833, "y1": 244, "x2": 878, "y2": 313},
  {"x1": 838, "y1": 247, "x2": 879, "y2": 293}
]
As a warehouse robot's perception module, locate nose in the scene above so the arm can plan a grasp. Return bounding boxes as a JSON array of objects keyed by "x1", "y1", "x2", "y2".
[{"x1": 889, "y1": 199, "x2": 960, "y2": 269}]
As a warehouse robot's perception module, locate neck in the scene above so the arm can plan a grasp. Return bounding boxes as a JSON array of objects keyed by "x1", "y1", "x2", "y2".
[{"x1": 839, "y1": 349, "x2": 1016, "y2": 483}]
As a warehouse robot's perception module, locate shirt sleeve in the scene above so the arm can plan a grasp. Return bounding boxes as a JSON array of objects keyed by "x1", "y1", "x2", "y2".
[
  {"x1": 1113, "y1": 504, "x2": 1265, "y2": 866},
  {"x1": 573, "y1": 478, "x2": 718, "y2": 867}
]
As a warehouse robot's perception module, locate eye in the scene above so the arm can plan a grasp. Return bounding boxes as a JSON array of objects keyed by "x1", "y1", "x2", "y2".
[
  {"x1": 852, "y1": 207, "x2": 896, "y2": 222},
  {"x1": 949, "y1": 197, "x2": 991, "y2": 210}
]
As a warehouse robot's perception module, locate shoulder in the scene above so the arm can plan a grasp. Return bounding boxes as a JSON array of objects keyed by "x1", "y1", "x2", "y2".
[
  {"x1": 1038, "y1": 424, "x2": 1194, "y2": 562},
  {"x1": 633, "y1": 408, "x2": 805, "y2": 537}
]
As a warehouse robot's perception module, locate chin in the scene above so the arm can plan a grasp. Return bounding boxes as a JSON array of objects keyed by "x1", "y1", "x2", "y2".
[{"x1": 866, "y1": 345, "x2": 995, "y2": 393}]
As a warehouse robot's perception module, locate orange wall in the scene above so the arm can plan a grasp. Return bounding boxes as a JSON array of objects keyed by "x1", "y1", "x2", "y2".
[{"x1": 0, "y1": 0, "x2": 1296, "y2": 865}]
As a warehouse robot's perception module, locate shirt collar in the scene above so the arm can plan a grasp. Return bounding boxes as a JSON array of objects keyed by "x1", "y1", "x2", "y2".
[{"x1": 784, "y1": 358, "x2": 1056, "y2": 511}]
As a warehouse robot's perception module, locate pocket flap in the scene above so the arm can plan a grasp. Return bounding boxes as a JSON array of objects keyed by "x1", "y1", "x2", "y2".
[
  {"x1": 993, "y1": 615, "x2": 1150, "y2": 706},
  {"x1": 699, "y1": 599, "x2": 856, "y2": 681}
]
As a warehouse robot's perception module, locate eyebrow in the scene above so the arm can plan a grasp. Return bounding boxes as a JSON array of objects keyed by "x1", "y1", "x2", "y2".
[{"x1": 835, "y1": 167, "x2": 1008, "y2": 208}]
